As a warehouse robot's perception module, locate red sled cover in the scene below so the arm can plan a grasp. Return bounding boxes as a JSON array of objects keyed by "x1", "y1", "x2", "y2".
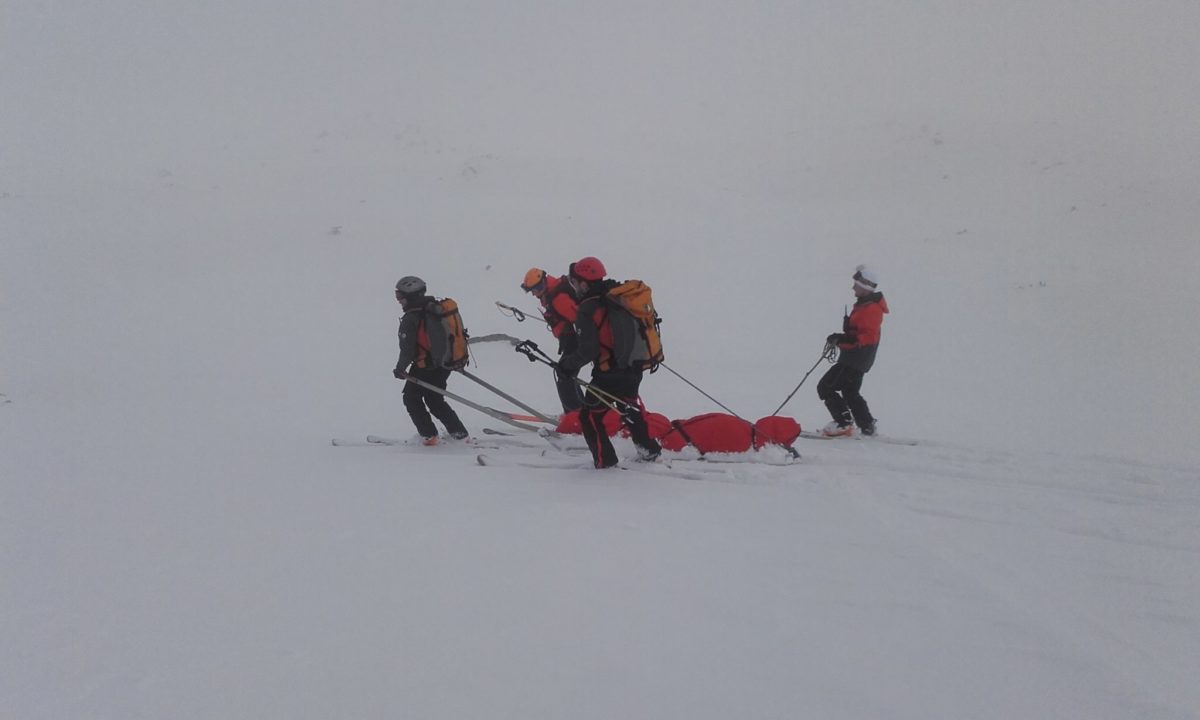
[
  {"x1": 557, "y1": 408, "x2": 668, "y2": 439},
  {"x1": 555, "y1": 410, "x2": 583, "y2": 434},
  {"x1": 659, "y1": 413, "x2": 802, "y2": 453},
  {"x1": 753, "y1": 416, "x2": 802, "y2": 449},
  {"x1": 642, "y1": 412, "x2": 672, "y2": 440},
  {"x1": 659, "y1": 413, "x2": 755, "y2": 453},
  {"x1": 555, "y1": 409, "x2": 621, "y2": 436}
]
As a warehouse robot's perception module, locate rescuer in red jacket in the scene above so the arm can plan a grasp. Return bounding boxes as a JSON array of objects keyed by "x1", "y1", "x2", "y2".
[
  {"x1": 818, "y1": 265, "x2": 889, "y2": 437},
  {"x1": 521, "y1": 267, "x2": 583, "y2": 413}
]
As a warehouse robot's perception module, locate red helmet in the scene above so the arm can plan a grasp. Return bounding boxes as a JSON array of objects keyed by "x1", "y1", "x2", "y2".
[{"x1": 569, "y1": 256, "x2": 606, "y2": 282}]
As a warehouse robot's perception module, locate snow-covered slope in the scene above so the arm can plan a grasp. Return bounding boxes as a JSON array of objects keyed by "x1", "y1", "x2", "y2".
[{"x1": 3, "y1": 2, "x2": 1199, "y2": 718}]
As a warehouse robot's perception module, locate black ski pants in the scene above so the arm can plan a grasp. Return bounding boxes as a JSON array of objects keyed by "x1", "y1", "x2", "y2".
[
  {"x1": 816, "y1": 364, "x2": 875, "y2": 429},
  {"x1": 554, "y1": 334, "x2": 584, "y2": 413},
  {"x1": 580, "y1": 368, "x2": 660, "y2": 469},
  {"x1": 403, "y1": 366, "x2": 468, "y2": 439},
  {"x1": 553, "y1": 365, "x2": 583, "y2": 413}
]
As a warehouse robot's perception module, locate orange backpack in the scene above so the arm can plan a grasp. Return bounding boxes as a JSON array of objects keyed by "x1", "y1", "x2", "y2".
[
  {"x1": 422, "y1": 298, "x2": 470, "y2": 370},
  {"x1": 603, "y1": 280, "x2": 664, "y2": 371}
]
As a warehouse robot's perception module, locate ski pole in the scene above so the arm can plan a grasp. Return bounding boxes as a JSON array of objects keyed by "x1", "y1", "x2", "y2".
[
  {"x1": 573, "y1": 378, "x2": 657, "y2": 424},
  {"x1": 770, "y1": 342, "x2": 838, "y2": 416},
  {"x1": 515, "y1": 339, "x2": 637, "y2": 415},
  {"x1": 514, "y1": 339, "x2": 558, "y2": 366},
  {"x1": 660, "y1": 362, "x2": 745, "y2": 419},
  {"x1": 397, "y1": 373, "x2": 543, "y2": 432},
  {"x1": 457, "y1": 369, "x2": 557, "y2": 424},
  {"x1": 573, "y1": 378, "x2": 628, "y2": 413}
]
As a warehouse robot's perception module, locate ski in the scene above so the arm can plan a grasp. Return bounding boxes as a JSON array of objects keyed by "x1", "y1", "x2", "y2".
[
  {"x1": 483, "y1": 426, "x2": 588, "y2": 455},
  {"x1": 331, "y1": 435, "x2": 504, "y2": 449},
  {"x1": 797, "y1": 430, "x2": 918, "y2": 446},
  {"x1": 367, "y1": 434, "x2": 506, "y2": 447},
  {"x1": 483, "y1": 425, "x2": 567, "y2": 439},
  {"x1": 475, "y1": 453, "x2": 721, "y2": 482},
  {"x1": 676, "y1": 450, "x2": 802, "y2": 466},
  {"x1": 537, "y1": 427, "x2": 589, "y2": 453},
  {"x1": 329, "y1": 435, "x2": 411, "y2": 447},
  {"x1": 475, "y1": 453, "x2": 589, "y2": 470},
  {"x1": 367, "y1": 435, "x2": 404, "y2": 445},
  {"x1": 331, "y1": 437, "x2": 384, "y2": 447},
  {"x1": 479, "y1": 431, "x2": 581, "y2": 453}
]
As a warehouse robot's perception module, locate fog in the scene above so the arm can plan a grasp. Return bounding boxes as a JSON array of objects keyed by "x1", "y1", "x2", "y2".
[{"x1": 4, "y1": 3, "x2": 1200, "y2": 718}]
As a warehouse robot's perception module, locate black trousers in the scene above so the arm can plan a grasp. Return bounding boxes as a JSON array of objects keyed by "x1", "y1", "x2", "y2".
[
  {"x1": 554, "y1": 334, "x2": 583, "y2": 413},
  {"x1": 580, "y1": 368, "x2": 660, "y2": 469},
  {"x1": 403, "y1": 366, "x2": 468, "y2": 439},
  {"x1": 816, "y1": 364, "x2": 874, "y2": 428},
  {"x1": 553, "y1": 365, "x2": 583, "y2": 413}
]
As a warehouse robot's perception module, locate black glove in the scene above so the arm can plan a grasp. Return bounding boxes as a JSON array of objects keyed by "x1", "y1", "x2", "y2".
[
  {"x1": 393, "y1": 367, "x2": 406, "y2": 379},
  {"x1": 826, "y1": 333, "x2": 843, "y2": 345}
]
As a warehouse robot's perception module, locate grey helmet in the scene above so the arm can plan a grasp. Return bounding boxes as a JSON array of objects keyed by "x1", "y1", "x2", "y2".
[{"x1": 395, "y1": 275, "x2": 426, "y2": 296}]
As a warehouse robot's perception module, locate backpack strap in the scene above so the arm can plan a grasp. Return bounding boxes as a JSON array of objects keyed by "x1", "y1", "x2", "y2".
[
  {"x1": 585, "y1": 298, "x2": 616, "y2": 371},
  {"x1": 414, "y1": 313, "x2": 431, "y2": 367}
]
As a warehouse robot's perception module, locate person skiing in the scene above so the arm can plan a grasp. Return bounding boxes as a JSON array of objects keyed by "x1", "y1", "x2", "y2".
[
  {"x1": 817, "y1": 264, "x2": 889, "y2": 437},
  {"x1": 520, "y1": 267, "x2": 583, "y2": 413},
  {"x1": 558, "y1": 257, "x2": 662, "y2": 468},
  {"x1": 392, "y1": 276, "x2": 469, "y2": 445}
]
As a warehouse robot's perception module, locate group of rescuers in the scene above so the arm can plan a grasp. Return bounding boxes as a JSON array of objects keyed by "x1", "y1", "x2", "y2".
[{"x1": 393, "y1": 257, "x2": 889, "y2": 469}]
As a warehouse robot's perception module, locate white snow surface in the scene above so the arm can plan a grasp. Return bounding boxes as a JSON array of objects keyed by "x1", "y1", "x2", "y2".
[{"x1": 3, "y1": 2, "x2": 1200, "y2": 718}]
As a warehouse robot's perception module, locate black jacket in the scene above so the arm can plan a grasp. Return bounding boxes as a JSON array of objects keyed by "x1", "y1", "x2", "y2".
[
  {"x1": 395, "y1": 295, "x2": 434, "y2": 371},
  {"x1": 559, "y1": 279, "x2": 619, "y2": 374}
]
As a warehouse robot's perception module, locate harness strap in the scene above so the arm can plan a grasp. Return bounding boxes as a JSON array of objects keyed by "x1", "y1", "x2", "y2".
[{"x1": 669, "y1": 419, "x2": 703, "y2": 456}]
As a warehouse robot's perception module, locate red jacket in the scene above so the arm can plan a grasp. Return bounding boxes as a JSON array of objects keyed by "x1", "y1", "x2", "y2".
[
  {"x1": 836, "y1": 292, "x2": 888, "y2": 373},
  {"x1": 539, "y1": 275, "x2": 578, "y2": 338}
]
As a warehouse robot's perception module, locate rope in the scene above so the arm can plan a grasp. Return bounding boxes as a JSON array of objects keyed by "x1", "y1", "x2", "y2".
[
  {"x1": 771, "y1": 342, "x2": 838, "y2": 416},
  {"x1": 660, "y1": 362, "x2": 744, "y2": 419}
]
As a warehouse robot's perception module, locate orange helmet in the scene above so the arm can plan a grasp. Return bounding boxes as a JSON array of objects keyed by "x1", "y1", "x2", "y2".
[
  {"x1": 569, "y1": 256, "x2": 606, "y2": 282},
  {"x1": 521, "y1": 267, "x2": 547, "y2": 292}
]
